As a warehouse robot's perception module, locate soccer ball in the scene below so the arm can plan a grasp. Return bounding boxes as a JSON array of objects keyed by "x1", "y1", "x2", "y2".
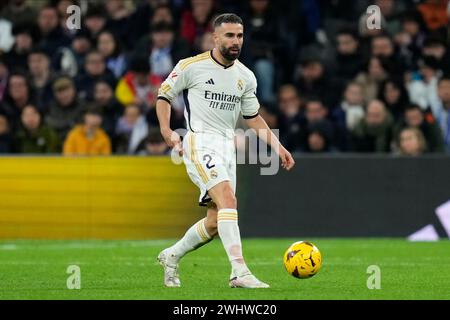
[{"x1": 283, "y1": 241, "x2": 322, "y2": 279}]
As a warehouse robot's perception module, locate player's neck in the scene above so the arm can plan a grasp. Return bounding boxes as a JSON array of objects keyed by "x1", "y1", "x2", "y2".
[{"x1": 211, "y1": 48, "x2": 234, "y2": 67}]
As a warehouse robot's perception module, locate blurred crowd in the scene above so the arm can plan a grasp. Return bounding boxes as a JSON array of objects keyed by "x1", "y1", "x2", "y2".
[{"x1": 0, "y1": 0, "x2": 449, "y2": 156}]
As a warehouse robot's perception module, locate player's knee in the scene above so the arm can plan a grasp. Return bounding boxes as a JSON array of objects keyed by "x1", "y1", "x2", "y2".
[
  {"x1": 209, "y1": 182, "x2": 237, "y2": 209},
  {"x1": 204, "y1": 216, "x2": 218, "y2": 236},
  {"x1": 222, "y1": 189, "x2": 237, "y2": 209}
]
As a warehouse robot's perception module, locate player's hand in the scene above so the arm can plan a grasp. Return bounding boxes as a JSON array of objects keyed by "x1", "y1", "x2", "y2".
[
  {"x1": 279, "y1": 146, "x2": 295, "y2": 171},
  {"x1": 161, "y1": 128, "x2": 183, "y2": 156}
]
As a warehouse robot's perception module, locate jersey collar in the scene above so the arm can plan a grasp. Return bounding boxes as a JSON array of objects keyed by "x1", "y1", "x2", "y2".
[{"x1": 209, "y1": 50, "x2": 234, "y2": 69}]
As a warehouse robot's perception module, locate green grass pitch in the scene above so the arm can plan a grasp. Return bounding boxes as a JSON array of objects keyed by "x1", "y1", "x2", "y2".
[{"x1": 0, "y1": 239, "x2": 449, "y2": 300}]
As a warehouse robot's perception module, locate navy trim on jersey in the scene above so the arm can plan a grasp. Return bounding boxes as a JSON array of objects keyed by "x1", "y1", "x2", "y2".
[
  {"x1": 157, "y1": 96, "x2": 171, "y2": 104},
  {"x1": 183, "y1": 89, "x2": 195, "y2": 132},
  {"x1": 199, "y1": 191, "x2": 212, "y2": 207},
  {"x1": 210, "y1": 50, "x2": 234, "y2": 69},
  {"x1": 243, "y1": 112, "x2": 259, "y2": 120}
]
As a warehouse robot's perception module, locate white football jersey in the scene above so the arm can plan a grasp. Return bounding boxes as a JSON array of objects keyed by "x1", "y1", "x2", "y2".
[{"x1": 157, "y1": 50, "x2": 260, "y2": 139}]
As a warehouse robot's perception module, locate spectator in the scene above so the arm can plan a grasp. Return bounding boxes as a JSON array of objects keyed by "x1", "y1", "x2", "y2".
[
  {"x1": 0, "y1": 1, "x2": 449, "y2": 155},
  {"x1": 294, "y1": 58, "x2": 339, "y2": 107},
  {"x1": 393, "y1": 104, "x2": 444, "y2": 153},
  {"x1": 3, "y1": 23, "x2": 37, "y2": 72},
  {"x1": 417, "y1": 0, "x2": 449, "y2": 33},
  {"x1": 36, "y1": 5, "x2": 71, "y2": 55},
  {"x1": 83, "y1": 5, "x2": 107, "y2": 42},
  {"x1": 55, "y1": 0, "x2": 79, "y2": 38},
  {"x1": 14, "y1": 104, "x2": 60, "y2": 153},
  {"x1": 0, "y1": 113, "x2": 13, "y2": 153},
  {"x1": 276, "y1": 84, "x2": 304, "y2": 152},
  {"x1": 397, "y1": 127, "x2": 427, "y2": 156},
  {"x1": 0, "y1": 16, "x2": 14, "y2": 53},
  {"x1": 304, "y1": 98, "x2": 343, "y2": 150},
  {"x1": 60, "y1": 31, "x2": 93, "y2": 77},
  {"x1": 0, "y1": 58, "x2": 9, "y2": 103},
  {"x1": 407, "y1": 56, "x2": 441, "y2": 111},
  {"x1": 240, "y1": 0, "x2": 284, "y2": 104},
  {"x1": 1, "y1": 73, "x2": 34, "y2": 128},
  {"x1": 115, "y1": 55, "x2": 161, "y2": 109},
  {"x1": 354, "y1": 56, "x2": 391, "y2": 103},
  {"x1": 378, "y1": 78, "x2": 410, "y2": 121},
  {"x1": 136, "y1": 127, "x2": 169, "y2": 155},
  {"x1": 333, "y1": 28, "x2": 364, "y2": 83},
  {"x1": 115, "y1": 104, "x2": 148, "y2": 154},
  {"x1": 374, "y1": 0, "x2": 404, "y2": 35},
  {"x1": 27, "y1": 48, "x2": 54, "y2": 112},
  {"x1": 63, "y1": 108, "x2": 112, "y2": 156},
  {"x1": 46, "y1": 76, "x2": 85, "y2": 140},
  {"x1": 104, "y1": 0, "x2": 132, "y2": 47},
  {"x1": 394, "y1": 10, "x2": 427, "y2": 70},
  {"x1": 358, "y1": 7, "x2": 386, "y2": 43},
  {"x1": 422, "y1": 36, "x2": 450, "y2": 72},
  {"x1": 97, "y1": 30, "x2": 128, "y2": 79},
  {"x1": 126, "y1": 0, "x2": 161, "y2": 47},
  {"x1": 332, "y1": 82, "x2": 365, "y2": 132},
  {"x1": 180, "y1": 0, "x2": 216, "y2": 49},
  {"x1": 75, "y1": 50, "x2": 116, "y2": 100},
  {"x1": 134, "y1": 21, "x2": 190, "y2": 82},
  {"x1": 0, "y1": 0, "x2": 37, "y2": 26},
  {"x1": 351, "y1": 99, "x2": 394, "y2": 152},
  {"x1": 92, "y1": 80, "x2": 123, "y2": 144},
  {"x1": 303, "y1": 122, "x2": 336, "y2": 153},
  {"x1": 370, "y1": 34, "x2": 405, "y2": 75},
  {"x1": 430, "y1": 76, "x2": 450, "y2": 152},
  {"x1": 151, "y1": 4, "x2": 175, "y2": 26}
]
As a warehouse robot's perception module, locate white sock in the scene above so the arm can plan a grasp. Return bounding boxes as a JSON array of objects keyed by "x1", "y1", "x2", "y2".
[
  {"x1": 168, "y1": 218, "x2": 212, "y2": 262},
  {"x1": 217, "y1": 209, "x2": 250, "y2": 278}
]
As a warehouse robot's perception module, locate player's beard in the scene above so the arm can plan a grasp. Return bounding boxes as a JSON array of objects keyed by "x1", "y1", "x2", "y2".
[{"x1": 220, "y1": 45, "x2": 241, "y2": 62}]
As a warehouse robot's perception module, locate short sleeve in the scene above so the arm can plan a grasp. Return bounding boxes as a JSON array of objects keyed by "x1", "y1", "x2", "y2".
[
  {"x1": 241, "y1": 73, "x2": 260, "y2": 119},
  {"x1": 157, "y1": 61, "x2": 189, "y2": 102}
]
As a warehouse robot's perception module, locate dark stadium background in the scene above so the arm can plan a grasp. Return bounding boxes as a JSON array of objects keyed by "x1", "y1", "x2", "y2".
[
  {"x1": 0, "y1": 0, "x2": 449, "y2": 239},
  {"x1": 0, "y1": 0, "x2": 450, "y2": 303}
]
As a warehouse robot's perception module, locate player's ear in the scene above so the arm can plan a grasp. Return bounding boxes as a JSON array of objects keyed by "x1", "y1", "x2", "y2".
[{"x1": 212, "y1": 31, "x2": 220, "y2": 47}]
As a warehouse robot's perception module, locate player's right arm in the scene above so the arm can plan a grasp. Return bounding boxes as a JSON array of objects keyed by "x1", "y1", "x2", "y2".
[
  {"x1": 156, "y1": 98, "x2": 182, "y2": 154},
  {"x1": 156, "y1": 61, "x2": 190, "y2": 154}
]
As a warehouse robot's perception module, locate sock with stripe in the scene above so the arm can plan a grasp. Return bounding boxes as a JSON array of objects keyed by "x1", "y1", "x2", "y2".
[
  {"x1": 217, "y1": 209, "x2": 250, "y2": 278},
  {"x1": 167, "y1": 218, "x2": 212, "y2": 262}
]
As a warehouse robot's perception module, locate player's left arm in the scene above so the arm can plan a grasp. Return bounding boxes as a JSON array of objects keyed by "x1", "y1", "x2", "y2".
[
  {"x1": 244, "y1": 115, "x2": 295, "y2": 171},
  {"x1": 241, "y1": 73, "x2": 294, "y2": 171}
]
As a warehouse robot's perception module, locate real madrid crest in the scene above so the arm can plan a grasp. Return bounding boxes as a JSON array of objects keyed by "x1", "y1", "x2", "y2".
[
  {"x1": 237, "y1": 79, "x2": 244, "y2": 91},
  {"x1": 210, "y1": 170, "x2": 218, "y2": 179}
]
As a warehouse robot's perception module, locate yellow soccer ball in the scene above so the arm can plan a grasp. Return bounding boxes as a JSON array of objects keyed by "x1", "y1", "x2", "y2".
[{"x1": 283, "y1": 241, "x2": 322, "y2": 279}]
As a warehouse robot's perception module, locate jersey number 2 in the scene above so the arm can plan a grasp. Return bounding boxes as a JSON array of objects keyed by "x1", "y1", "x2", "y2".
[{"x1": 203, "y1": 154, "x2": 215, "y2": 169}]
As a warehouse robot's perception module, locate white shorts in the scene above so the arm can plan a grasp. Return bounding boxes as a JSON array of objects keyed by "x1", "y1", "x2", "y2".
[{"x1": 183, "y1": 131, "x2": 236, "y2": 206}]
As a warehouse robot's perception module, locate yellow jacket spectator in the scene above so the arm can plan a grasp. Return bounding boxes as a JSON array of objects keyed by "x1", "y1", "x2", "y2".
[{"x1": 63, "y1": 109, "x2": 111, "y2": 156}]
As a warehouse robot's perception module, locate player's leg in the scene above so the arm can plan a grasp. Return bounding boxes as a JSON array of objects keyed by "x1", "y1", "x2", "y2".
[
  {"x1": 204, "y1": 202, "x2": 218, "y2": 236},
  {"x1": 208, "y1": 181, "x2": 269, "y2": 288},
  {"x1": 157, "y1": 204, "x2": 218, "y2": 287},
  {"x1": 157, "y1": 212, "x2": 214, "y2": 287}
]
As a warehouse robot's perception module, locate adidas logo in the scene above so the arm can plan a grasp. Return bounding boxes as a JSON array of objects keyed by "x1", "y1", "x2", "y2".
[{"x1": 205, "y1": 78, "x2": 215, "y2": 85}]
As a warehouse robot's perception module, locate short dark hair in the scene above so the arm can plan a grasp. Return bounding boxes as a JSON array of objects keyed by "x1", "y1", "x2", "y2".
[
  {"x1": 213, "y1": 13, "x2": 243, "y2": 29},
  {"x1": 29, "y1": 48, "x2": 49, "y2": 59},
  {"x1": 84, "y1": 103, "x2": 103, "y2": 117},
  {"x1": 404, "y1": 104, "x2": 422, "y2": 113},
  {"x1": 305, "y1": 97, "x2": 326, "y2": 108},
  {"x1": 151, "y1": 21, "x2": 175, "y2": 33},
  {"x1": 438, "y1": 75, "x2": 450, "y2": 85},
  {"x1": 129, "y1": 55, "x2": 150, "y2": 74},
  {"x1": 423, "y1": 36, "x2": 446, "y2": 48},
  {"x1": 336, "y1": 27, "x2": 359, "y2": 40}
]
